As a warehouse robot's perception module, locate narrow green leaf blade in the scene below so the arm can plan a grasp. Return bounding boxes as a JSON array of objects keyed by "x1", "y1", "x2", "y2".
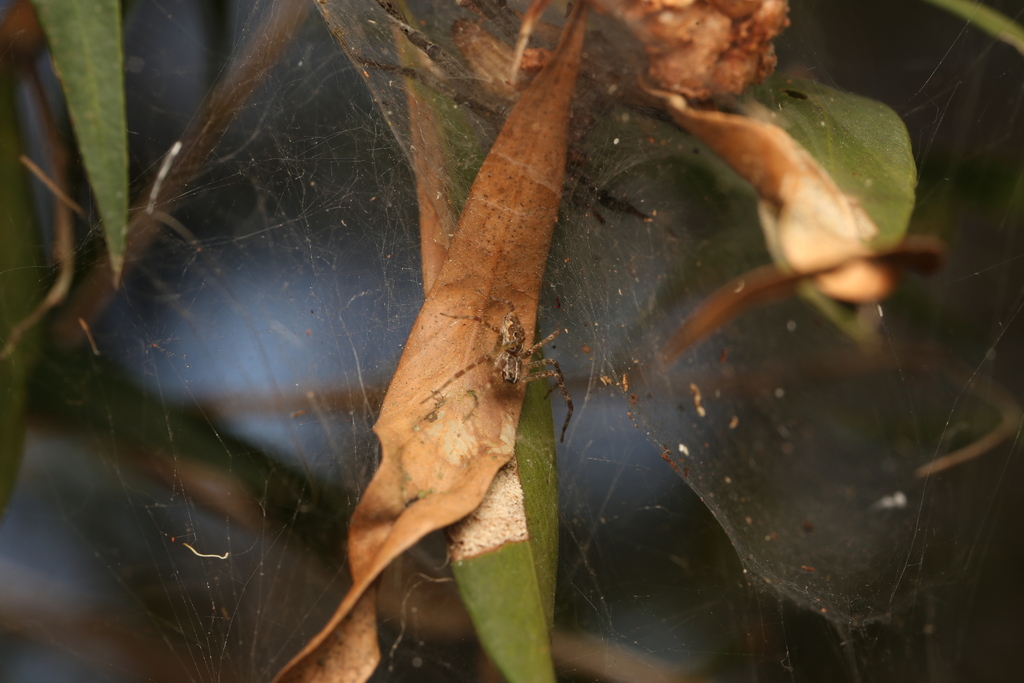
[
  {"x1": 748, "y1": 74, "x2": 918, "y2": 247},
  {"x1": 31, "y1": 0, "x2": 128, "y2": 278},
  {"x1": 451, "y1": 376, "x2": 559, "y2": 683},
  {"x1": 922, "y1": 0, "x2": 1024, "y2": 55},
  {"x1": 515, "y1": 368, "x2": 560, "y2": 628},
  {"x1": 0, "y1": 69, "x2": 43, "y2": 518},
  {"x1": 453, "y1": 542, "x2": 556, "y2": 683}
]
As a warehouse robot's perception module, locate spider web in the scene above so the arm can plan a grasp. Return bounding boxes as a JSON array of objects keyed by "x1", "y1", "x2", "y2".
[{"x1": 2, "y1": 0, "x2": 1024, "y2": 681}]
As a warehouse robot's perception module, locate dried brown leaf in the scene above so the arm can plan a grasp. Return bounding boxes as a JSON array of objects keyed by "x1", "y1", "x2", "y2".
[
  {"x1": 0, "y1": 0, "x2": 45, "y2": 69},
  {"x1": 398, "y1": 29, "x2": 458, "y2": 293},
  {"x1": 272, "y1": 5, "x2": 588, "y2": 682},
  {"x1": 453, "y1": 19, "x2": 521, "y2": 101},
  {"x1": 603, "y1": 0, "x2": 789, "y2": 100}
]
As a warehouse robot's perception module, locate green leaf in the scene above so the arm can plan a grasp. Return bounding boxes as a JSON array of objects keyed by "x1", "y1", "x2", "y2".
[
  {"x1": 451, "y1": 374, "x2": 559, "y2": 683},
  {"x1": 0, "y1": 69, "x2": 43, "y2": 519},
  {"x1": 453, "y1": 543, "x2": 555, "y2": 683},
  {"x1": 748, "y1": 74, "x2": 918, "y2": 248},
  {"x1": 922, "y1": 0, "x2": 1024, "y2": 55},
  {"x1": 514, "y1": 365, "x2": 560, "y2": 627},
  {"x1": 31, "y1": 0, "x2": 128, "y2": 279}
]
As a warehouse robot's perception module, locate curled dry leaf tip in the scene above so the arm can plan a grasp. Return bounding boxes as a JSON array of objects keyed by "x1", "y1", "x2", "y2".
[{"x1": 662, "y1": 235, "x2": 946, "y2": 363}]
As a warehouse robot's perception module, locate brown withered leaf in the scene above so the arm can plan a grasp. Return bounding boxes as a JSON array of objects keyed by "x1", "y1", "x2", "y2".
[
  {"x1": 0, "y1": 0, "x2": 45, "y2": 68},
  {"x1": 454, "y1": 19, "x2": 522, "y2": 101},
  {"x1": 272, "y1": 5, "x2": 588, "y2": 683},
  {"x1": 397, "y1": 28, "x2": 459, "y2": 294},
  {"x1": 601, "y1": 0, "x2": 789, "y2": 100}
]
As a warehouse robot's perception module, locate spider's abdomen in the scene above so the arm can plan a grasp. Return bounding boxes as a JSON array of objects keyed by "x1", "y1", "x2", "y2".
[{"x1": 497, "y1": 353, "x2": 522, "y2": 384}]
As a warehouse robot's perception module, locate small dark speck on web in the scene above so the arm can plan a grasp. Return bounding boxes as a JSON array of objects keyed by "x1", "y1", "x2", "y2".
[{"x1": 784, "y1": 89, "x2": 808, "y2": 100}]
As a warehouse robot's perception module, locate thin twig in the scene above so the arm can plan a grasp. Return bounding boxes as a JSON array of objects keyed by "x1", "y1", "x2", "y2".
[
  {"x1": 0, "y1": 67, "x2": 75, "y2": 361},
  {"x1": 915, "y1": 366, "x2": 1022, "y2": 477},
  {"x1": 77, "y1": 318, "x2": 100, "y2": 355},
  {"x1": 19, "y1": 154, "x2": 84, "y2": 216},
  {"x1": 551, "y1": 629, "x2": 709, "y2": 683}
]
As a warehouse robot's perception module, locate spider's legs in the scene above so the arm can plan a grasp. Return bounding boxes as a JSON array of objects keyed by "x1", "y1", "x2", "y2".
[
  {"x1": 522, "y1": 327, "x2": 563, "y2": 358},
  {"x1": 422, "y1": 353, "x2": 492, "y2": 403},
  {"x1": 439, "y1": 312, "x2": 502, "y2": 336},
  {"x1": 522, "y1": 359, "x2": 572, "y2": 442}
]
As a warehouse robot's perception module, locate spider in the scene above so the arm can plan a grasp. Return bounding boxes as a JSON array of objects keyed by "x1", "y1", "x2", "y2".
[{"x1": 428, "y1": 304, "x2": 573, "y2": 442}]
